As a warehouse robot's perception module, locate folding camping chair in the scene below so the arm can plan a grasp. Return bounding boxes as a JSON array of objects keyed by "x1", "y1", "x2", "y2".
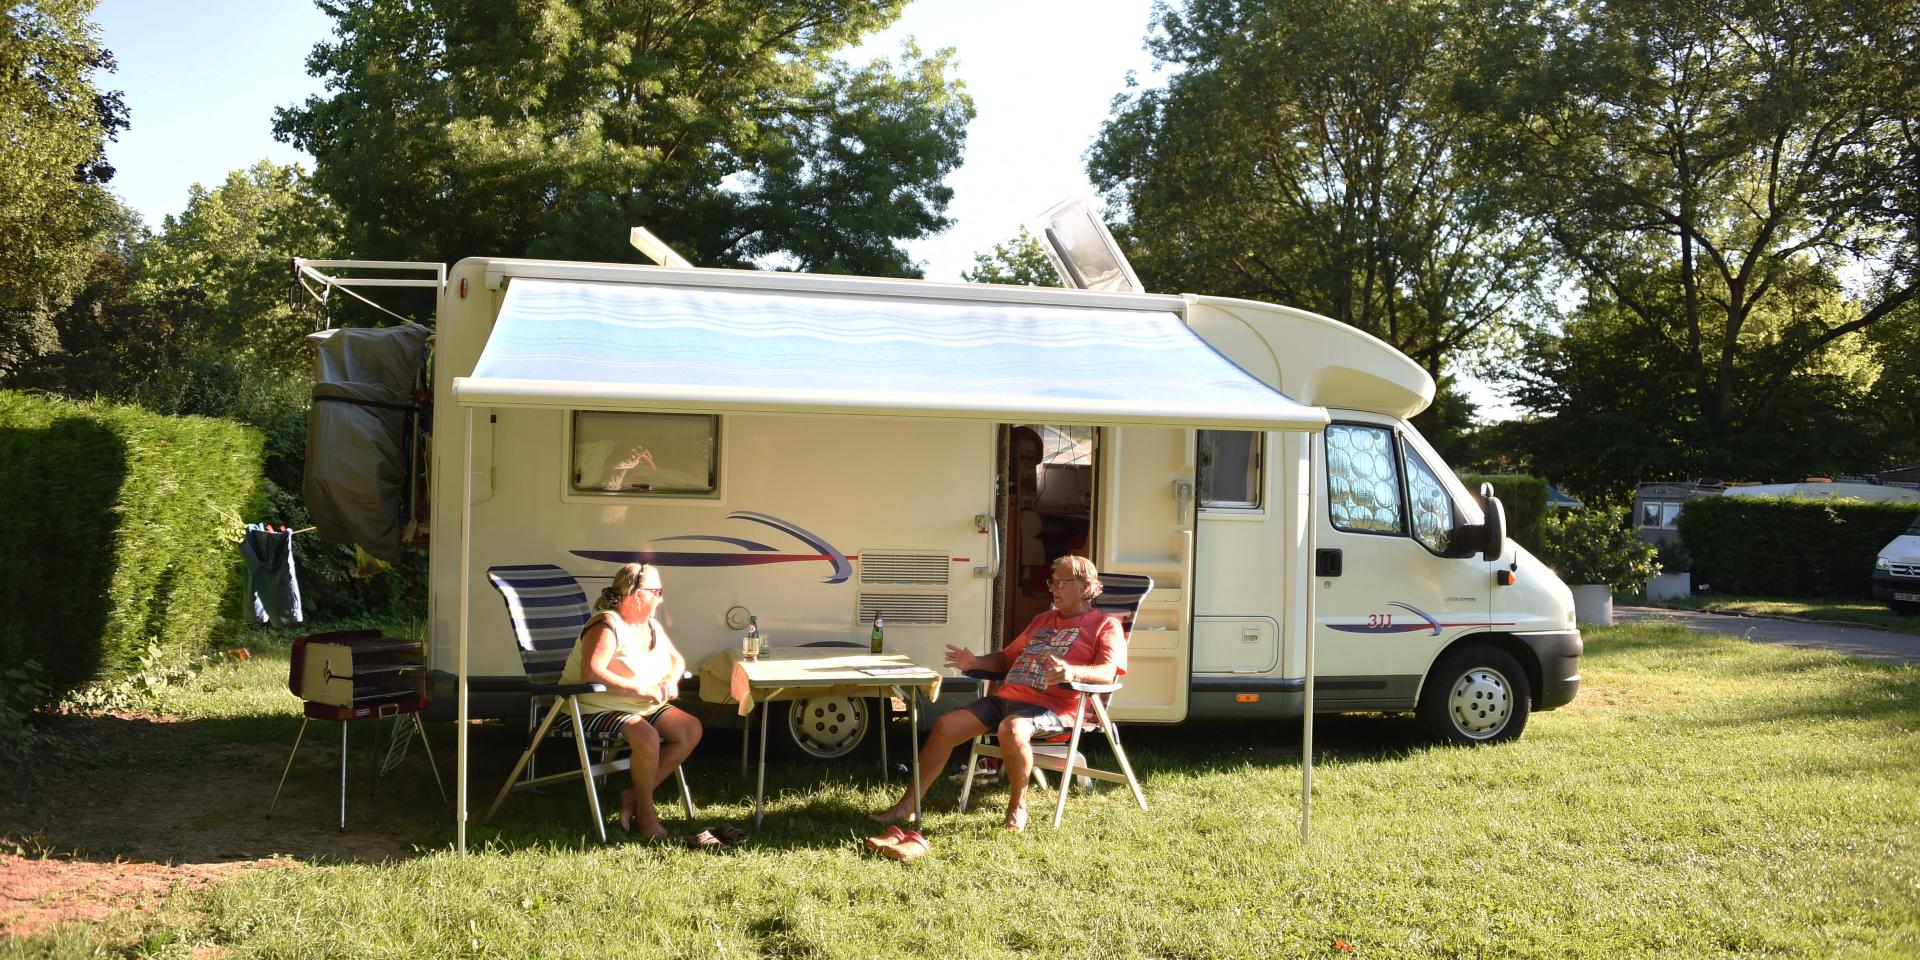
[
  {"x1": 957, "y1": 572, "x2": 1153, "y2": 827},
  {"x1": 481, "y1": 564, "x2": 695, "y2": 842}
]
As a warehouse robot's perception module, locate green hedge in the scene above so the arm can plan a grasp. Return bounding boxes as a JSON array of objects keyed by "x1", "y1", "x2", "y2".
[
  {"x1": 0, "y1": 391, "x2": 266, "y2": 700},
  {"x1": 1458, "y1": 473, "x2": 1548, "y2": 553},
  {"x1": 1678, "y1": 495, "x2": 1920, "y2": 599}
]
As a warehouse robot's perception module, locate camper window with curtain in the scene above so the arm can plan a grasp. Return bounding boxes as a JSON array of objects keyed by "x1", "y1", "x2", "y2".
[
  {"x1": 571, "y1": 411, "x2": 719, "y2": 496},
  {"x1": 1325, "y1": 424, "x2": 1405, "y2": 535}
]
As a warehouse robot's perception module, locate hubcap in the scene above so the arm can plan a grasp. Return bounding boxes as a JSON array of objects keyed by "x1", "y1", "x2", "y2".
[
  {"x1": 1447, "y1": 666, "x2": 1512, "y2": 739},
  {"x1": 786, "y1": 696, "x2": 868, "y2": 759}
]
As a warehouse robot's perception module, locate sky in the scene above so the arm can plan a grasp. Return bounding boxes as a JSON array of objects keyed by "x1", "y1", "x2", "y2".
[{"x1": 93, "y1": 0, "x2": 1161, "y2": 283}]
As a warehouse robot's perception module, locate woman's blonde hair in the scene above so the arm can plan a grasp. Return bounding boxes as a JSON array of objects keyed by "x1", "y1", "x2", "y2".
[
  {"x1": 594, "y1": 562, "x2": 656, "y2": 612},
  {"x1": 1052, "y1": 555, "x2": 1102, "y2": 601}
]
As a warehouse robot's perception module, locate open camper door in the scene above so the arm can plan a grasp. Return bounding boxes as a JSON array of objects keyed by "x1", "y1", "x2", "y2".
[{"x1": 1097, "y1": 426, "x2": 1195, "y2": 722}]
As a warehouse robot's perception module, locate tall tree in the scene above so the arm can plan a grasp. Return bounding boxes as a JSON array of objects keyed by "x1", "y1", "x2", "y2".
[
  {"x1": 0, "y1": 0, "x2": 126, "y2": 380},
  {"x1": 1088, "y1": 0, "x2": 1547, "y2": 430},
  {"x1": 275, "y1": 0, "x2": 972, "y2": 275},
  {"x1": 1467, "y1": 0, "x2": 1920, "y2": 458}
]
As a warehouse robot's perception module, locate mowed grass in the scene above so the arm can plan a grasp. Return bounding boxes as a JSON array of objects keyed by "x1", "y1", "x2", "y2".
[
  {"x1": 11, "y1": 623, "x2": 1919, "y2": 959},
  {"x1": 1655, "y1": 594, "x2": 1920, "y2": 636}
]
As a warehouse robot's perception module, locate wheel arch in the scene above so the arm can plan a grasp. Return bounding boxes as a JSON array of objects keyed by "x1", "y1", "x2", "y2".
[{"x1": 1415, "y1": 631, "x2": 1543, "y2": 706}]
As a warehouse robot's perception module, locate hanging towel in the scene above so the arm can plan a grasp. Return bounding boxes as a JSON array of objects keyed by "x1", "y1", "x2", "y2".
[{"x1": 241, "y1": 523, "x2": 304, "y2": 627}]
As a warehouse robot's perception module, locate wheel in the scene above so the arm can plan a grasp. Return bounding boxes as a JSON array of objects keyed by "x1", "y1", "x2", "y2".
[
  {"x1": 1417, "y1": 643, "x2": 1531, "y2": 745},
  {"x1": 775, "y1": 695, "x2": 873, "y2": 760}
]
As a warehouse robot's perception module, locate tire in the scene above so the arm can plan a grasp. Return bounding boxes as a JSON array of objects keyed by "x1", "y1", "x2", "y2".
[
  {"x1": 772, "y1": 694, "x2": 874, "y2": 761},
  {"x1": 1417, "y1": 643, "x2": 1531, "y2": 746}
]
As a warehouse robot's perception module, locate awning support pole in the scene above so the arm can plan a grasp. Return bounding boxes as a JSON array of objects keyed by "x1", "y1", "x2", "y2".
[
  {"x1": 1301, "y1": 433, "x2": 1317, "y2": 843},
  {"x1": 457, "y1": 406, "x2": 473, "y2": 854}
]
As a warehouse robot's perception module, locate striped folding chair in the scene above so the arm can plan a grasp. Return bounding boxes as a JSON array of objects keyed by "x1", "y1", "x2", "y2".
[
  {"x1": 958, "y1": 572, "x2": 1153, "y2": 827},
  {"x1": 481, "y1": 564, "x2": 694, "y2": 842}
]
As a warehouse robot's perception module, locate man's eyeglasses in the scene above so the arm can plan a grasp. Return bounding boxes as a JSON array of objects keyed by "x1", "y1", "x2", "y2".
[{"x1": 1046, "y1": 577, "x2": 1086, "y2": 589}]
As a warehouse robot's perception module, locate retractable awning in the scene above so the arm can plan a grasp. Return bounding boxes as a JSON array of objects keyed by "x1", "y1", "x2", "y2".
[{"x1": 451, "y1": 277, "x2": 1327, "y2": 430}]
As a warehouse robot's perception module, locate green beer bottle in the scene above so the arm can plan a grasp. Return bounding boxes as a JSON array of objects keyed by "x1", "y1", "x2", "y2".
[{"x1": 869, "y1": 612, "x2": 885, "y2": 655}]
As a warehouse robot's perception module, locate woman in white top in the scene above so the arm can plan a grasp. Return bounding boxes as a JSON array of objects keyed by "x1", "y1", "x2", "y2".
[{"x1": 560, "y1": 561, "x2": 703, "y2": 839}]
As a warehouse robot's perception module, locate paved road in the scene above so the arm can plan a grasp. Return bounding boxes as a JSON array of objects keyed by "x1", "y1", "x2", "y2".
[{"x1": 1615, "y1": 605, "x2": 1920, "y2": 665}]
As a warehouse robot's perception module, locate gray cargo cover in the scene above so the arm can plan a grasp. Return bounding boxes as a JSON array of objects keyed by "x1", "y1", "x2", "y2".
[{"x1": 304, "y1": 323, "x2": 432, "y2": 564}]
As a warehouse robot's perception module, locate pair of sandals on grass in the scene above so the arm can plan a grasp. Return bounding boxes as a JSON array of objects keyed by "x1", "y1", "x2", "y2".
[{"x1": 618, "y1": 816, "x2": 750, "y2": 850}]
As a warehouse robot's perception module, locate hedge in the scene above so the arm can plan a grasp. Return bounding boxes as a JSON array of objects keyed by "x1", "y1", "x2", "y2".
[
  {"x1": 1678, "y1": 495, "x2": 1920, "y2": 599},
  {"x1": 0, "y1": 391, "x2": 267, "y2": 700},
  {"x1": 1458, "y1": 473, "x2": 1548, "y2": 553}
]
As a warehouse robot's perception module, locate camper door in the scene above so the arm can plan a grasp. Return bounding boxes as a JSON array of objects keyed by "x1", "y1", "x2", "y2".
[{"x1": 1096, "y1": 424, "x2": 1196, "y2": 722}]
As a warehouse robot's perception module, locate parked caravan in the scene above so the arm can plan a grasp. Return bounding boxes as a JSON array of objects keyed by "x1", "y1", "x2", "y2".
[{"x1": 373, "y1": 254, "x2": 1582, "y2": 762}]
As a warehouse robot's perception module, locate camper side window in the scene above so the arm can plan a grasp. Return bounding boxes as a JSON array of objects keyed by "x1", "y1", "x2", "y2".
[
  {"x1": 570, "y1": 412, "x2": 719, "y2": 496},
  {"x1": 1198, "y1": 430, "x2": 1261, "y2": 510},
  {"x1": 1325, "y1": 424, "x2": 1404, "y2": 535}
]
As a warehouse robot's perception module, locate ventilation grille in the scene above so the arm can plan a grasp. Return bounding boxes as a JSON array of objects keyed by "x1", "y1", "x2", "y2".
[
  {"x1": 859, "y1": 552, "x2": 950, "y2": 585},
  {"x1": 858, "y1": 593, "x2": 948, "y2": 626}
]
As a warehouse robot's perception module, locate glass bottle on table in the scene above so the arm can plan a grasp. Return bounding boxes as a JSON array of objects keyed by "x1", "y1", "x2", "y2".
[
  {"x1": 743, "y1": 615, "x2": 760, "y2": 662},
  {"x1": 869, "y1": 612, "x2": 885, "y2": 655}
]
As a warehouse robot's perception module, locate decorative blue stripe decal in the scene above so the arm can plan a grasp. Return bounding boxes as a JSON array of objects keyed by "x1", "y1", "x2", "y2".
[
  {"x1": 1326, "y1": 602, "x2": 1514, "y2": 635},
  {"x1": 571, "y1": 511, "x2": 854, "y2": 584}
]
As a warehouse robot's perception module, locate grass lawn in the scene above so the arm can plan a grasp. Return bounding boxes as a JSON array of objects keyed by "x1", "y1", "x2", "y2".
[
  {"x1": 5, "y1": 622, "x2": 1918, "y2": 958},
  {"x1": 1653, "y1": 594, "x2": 1920, "y2": 636}
]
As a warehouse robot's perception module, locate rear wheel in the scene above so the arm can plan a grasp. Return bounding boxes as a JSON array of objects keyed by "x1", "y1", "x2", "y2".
[
  {"x1": 1417, "y1": 643, "x2": 1531, "y2": 745},
  {"x1": 774, "y1": 695, "x2": 873, "y2": 761}
]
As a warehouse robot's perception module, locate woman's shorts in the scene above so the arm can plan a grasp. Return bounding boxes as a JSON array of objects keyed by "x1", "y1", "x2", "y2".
[
  {"x1": 963, "y1": 695, "x2": 1069, "y2": 736},
  {"x1": 581, "y1": 702, "x2": 677, "y2": 739}
]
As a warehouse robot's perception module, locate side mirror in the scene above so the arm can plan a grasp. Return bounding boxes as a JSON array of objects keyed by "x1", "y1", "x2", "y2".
[{"x1": 1479, "y1": 482, "x2": 1507, "y2": 562}]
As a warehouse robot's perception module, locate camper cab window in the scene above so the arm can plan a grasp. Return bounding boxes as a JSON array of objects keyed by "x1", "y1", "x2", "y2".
[
  {"x1": 1402, "y1": 445, "x2": 1458, "y2": 554},
  {"x1": 1639, "y1": 500, "x2": 1681, "y2": 529},
  {"x1": 570, "y1": 411, "x2": 719, "y2": 496},
  {"x1": 1326, "y1": 424, "x2": 1405, "y2": 535},
  {"x1": 1198, "y1": 430, "x2": 1262, "y2": 511}
]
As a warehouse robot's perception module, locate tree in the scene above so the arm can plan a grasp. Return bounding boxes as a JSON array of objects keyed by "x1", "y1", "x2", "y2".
[
  {"x1": 1466, "y1": 0, "x2": 1920, "y2": 465},
  {"x1": 275, "y1": 0, "x2": 973, "y2": 275},
  {"x1": 1087, "y1": 0, "x2": 1549, "y2": 432},
  {"x1": 960, "y1": 228, "x2": 1060, "y2": 286},
  {"x1": 0, "y1": 1, "x2": 127, "y2": 380}
]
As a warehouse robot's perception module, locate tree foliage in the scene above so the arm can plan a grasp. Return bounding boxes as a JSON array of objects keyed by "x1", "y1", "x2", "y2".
[
  {"x1": 1089, "y1": 0, "x2": 1548, "y2": 432},
  {"x1": 0, "y1": 0, "x2": 126, "y2": 379},
  {"x1": 960, "y1": 228, "x2": 1060, "y2": 287},
  {"x1": 275, "y1": 0, "x2": 973, "y2": 274},
  {"x1": 1467, "y1": 0, "x2": 1920, "y2": 492}
]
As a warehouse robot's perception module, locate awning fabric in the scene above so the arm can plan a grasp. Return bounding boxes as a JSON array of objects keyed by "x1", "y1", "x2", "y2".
[{"x1": 452, "y1": 278, "x2": 1327, "y2": 430}]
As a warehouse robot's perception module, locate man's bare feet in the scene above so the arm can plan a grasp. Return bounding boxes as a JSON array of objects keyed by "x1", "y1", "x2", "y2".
[
  {"x1": 619, "y1": 789, "x2": 636, "y2": 835},
  {"x1": 869, "y1": 803, "x2": 915, "y2": 826},
  {"x1": 1002, "y1": 806, "x2": 1028, "y2": 832}
]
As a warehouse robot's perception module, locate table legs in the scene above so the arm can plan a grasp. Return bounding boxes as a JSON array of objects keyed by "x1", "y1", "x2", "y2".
[
  {"x1": 905, "y1": 687, "x2": 922, "y2": 828},
  {"x1": 878, "y1": 695, "x2": 889, "y2": 780},
  {"x1": 754, "y1": 700, "x2": 771, "y2": 830}
]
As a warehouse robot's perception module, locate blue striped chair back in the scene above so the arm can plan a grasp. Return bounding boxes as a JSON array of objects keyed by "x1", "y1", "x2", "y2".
[
  {"x1": 1092, "y1": 572, "x2": 1153, "y2": 640},
  {"x1": 486, "y1": 564, "x2": 592, "y2": 683}
]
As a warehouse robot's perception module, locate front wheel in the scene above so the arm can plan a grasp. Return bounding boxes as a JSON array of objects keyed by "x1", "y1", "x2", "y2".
[{"x1": 1417, "y1": 643, "x2": 1531, "y2": 745}]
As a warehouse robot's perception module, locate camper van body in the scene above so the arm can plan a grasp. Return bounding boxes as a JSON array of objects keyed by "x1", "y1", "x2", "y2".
[{"x1": 424, "y1": 257, "x2": 1580, "y2": 752}]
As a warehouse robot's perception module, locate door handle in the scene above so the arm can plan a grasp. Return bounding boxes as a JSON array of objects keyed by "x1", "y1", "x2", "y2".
[
  {"x1": 1172, "y1": 479, "x2": 1195, "y2": 529},
  {"x1": 1316, "y1": 548, "x2": 1343, "y2": 577},
  {"x1": 973, "y1": 512, "x2": 1000, "y2": 578}
]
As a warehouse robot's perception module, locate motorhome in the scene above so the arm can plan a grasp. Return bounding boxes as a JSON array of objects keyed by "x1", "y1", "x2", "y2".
[{"x1": 303, "y1": 223, "x2": 1583, "y2": 758}]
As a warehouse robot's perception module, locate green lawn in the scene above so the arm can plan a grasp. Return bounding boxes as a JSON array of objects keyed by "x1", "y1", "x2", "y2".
[
  {"x1": 1654, "y1": 594, "x2": 1920, "y2": 636},
  {"x1": 8, "y1": 623, "x2": 1919, "y2": 958}
]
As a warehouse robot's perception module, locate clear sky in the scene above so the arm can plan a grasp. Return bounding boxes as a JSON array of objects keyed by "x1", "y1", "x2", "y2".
[{"x1": 93, "y1": 0, "x2": 1160, "y2": 283}]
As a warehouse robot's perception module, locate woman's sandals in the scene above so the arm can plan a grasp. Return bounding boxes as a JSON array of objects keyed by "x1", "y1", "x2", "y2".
[
  {"x1": 863, "y1": 825, "x2": 931, "y2": 861},
  {"x1": 670, "y1": 823, "x2": 750, "y2": 851}
]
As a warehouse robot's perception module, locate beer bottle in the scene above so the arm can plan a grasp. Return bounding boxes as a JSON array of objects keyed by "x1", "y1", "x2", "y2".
[
  {"x1": 745, "y1": 615, "x2": 761, "y2": 661},
  {"x1": 869, "y1": 612, "x2": 885, "y2": 655}
]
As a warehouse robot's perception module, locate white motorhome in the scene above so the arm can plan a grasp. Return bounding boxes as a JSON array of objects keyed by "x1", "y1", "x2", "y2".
[{"x1": 389, "y1": 254, "x2": 1580, "y2": 755}]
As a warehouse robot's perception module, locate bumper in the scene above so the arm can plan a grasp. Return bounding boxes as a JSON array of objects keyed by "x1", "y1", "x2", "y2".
[
  {"x1": 1871, "y1": 572, "x2": 1920, "y2": 603},
  {"x1": 1517, "y1": 630, "x2": 1583, "y2": 711}
]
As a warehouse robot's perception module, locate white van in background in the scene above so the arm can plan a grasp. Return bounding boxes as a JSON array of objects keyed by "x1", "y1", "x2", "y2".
[{"x1": 1873, "y1": 515, "x2": 1920, "y2": 615}]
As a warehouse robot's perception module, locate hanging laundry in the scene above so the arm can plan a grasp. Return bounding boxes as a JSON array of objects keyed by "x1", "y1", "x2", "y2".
[{"x1": 241, "y1": 523, "x2": 304, "y2": 627}]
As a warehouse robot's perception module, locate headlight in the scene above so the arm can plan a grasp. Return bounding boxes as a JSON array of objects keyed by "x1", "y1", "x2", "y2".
[{"x1": 1877, "y1": 556, "x2": 1892, "y2": 571}]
